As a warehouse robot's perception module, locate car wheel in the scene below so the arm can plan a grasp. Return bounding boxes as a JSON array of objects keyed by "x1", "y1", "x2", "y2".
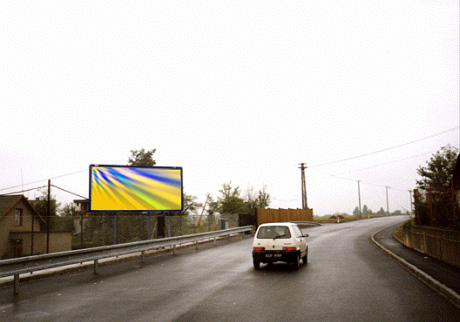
[
  {"x1": 302, "y1": 253, "x2": 307, "y2": 265},
  {"x1": 293, "y1": 254, "x2": 300, "y2": 269},
  {"x1": 302, "y1": 252, "x2": 308, "y2": 265},
  {"x1": 253, "y1": 259, "x2": 260, "y2": 270}
]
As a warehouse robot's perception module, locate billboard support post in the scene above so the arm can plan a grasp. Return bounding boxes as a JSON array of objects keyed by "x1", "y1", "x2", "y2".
[
  {"x1": 113, "y1": 213, "x2": 117, "y2": 245},
  {"x1": 147, "y1": 212, "x2": 151, "y2": 240},
  {"x1": 157, "y1": 214, "x2": 165, "y2": 238},
  {"x1": 88, "y1": 165, "x2": 183, "y2": 242},
  {"x1": 168, "y1": 212, "x2": 172, "y2": 237}
]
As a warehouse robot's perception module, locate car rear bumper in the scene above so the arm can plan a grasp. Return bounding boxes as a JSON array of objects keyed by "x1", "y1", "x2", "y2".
[{"x1": 252, "y1": 250, "x2": 298, "y2": 263}]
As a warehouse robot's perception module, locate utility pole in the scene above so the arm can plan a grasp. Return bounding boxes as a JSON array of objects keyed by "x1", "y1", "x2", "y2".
[
  {"x1": 30, "y1": 210, "x2": 34, "y2": 255},
  {"x1": 196, "y1": 193, "x2": 210, "y2": 231},
  {"x1": 409, "y1": 190, "x2": 413, "y2": 217},
  {"x1": 385, "y1": 186, "x2": 390, "y2": 216},
  {"x1": 357, "y1": 180, "x2": 362, "y2": 218},
  {"x1": 46, "y1": 179, "x2": 51, "y2": 253},
  {"x1": 299, "y1": 163, "x2": 308, "y2": 209}
]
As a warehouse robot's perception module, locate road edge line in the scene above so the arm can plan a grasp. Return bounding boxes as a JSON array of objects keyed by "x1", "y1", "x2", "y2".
[{"x1": 371, "y1": 226, "x2": 460, "y2": 309}]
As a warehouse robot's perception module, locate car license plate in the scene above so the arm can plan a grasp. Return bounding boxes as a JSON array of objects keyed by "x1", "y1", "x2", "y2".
[{"x1": 265, "y1": 254, "x2": 282, "y2": 258}]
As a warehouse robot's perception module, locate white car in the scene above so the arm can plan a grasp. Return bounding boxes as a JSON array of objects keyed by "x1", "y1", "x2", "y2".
[{"x1": 252, "y1": 222, "x2": 308, "y2": 269}]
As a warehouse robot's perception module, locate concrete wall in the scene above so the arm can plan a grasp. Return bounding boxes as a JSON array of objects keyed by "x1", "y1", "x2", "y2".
[
  {"x1": 257, "y1": 208, "x2": 313, "y2": 226},
  {"x1": 396, "y1": 225, "x2": 460, "y2": 268}
]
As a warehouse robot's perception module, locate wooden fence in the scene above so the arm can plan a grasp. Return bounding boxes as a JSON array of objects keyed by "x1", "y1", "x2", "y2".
[{"x1": 257, "y1": 208, "x2": 313, "y2": 226}]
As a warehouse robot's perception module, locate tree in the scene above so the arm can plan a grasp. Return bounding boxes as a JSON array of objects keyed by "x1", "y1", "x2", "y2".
[
  {"x1": 205, "y1": 182, "x2": 271, "y2": 230},
  {"x1": 416, "y1": 145, "x2": 458, "y2": 195},
  {"x1": 210, "y1": 182, "x2": 272, "y2": 216},
  {"x1": 362, "y1": 205, "x2": 369, "y2": 217},
  {"x1": 207, "y1": 197, "x2": 219, "y2": 217},
  {"x1": 247, "y1": 185, "x2": 271, "y2": 209},
  {"x1": 57, "y1": 204, "x2": 76, "y2": 232},
  {"x1": 179, "y1": 193, "x2": 202, "y2": 216},
  {"x1": 352, "y1": 207, "x2": 360, "y2": 217},
  {"x1": 128, "y1": 148, "x2": 156, "y2": 166},
  {"x1": 169, "y1": 193, "x2": 202, "y2": 236},
  {"x1": 216, "y1": 182, "x2": 246, "y2": 214},
  {"x1": 30, "y1": 190, "x2": 61, "y2": 232},
  {"x1": 415, "y1": 145, "x2": 459, "y2": 227}
]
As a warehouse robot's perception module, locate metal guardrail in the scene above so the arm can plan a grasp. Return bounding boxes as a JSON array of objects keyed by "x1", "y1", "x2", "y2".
[{"x1": 0, "y1": 226, "x2": 252, "y2": 294}]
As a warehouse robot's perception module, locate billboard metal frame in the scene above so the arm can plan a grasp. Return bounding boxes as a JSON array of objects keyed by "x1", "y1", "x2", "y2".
[{"x1": 89, "y1": 164, "x2": 183, "y2": 212}]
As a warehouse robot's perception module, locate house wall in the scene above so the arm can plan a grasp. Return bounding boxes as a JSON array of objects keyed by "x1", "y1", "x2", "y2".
[
  {"x1": 0, "y1": 199, "x2": 42, "y2": 259},
  {"x1": 9, "y1": 232, "x2": 72, "y2": 255},
  {"x1": 73, "y1": 216, "x2": 88, "y2": 234}
]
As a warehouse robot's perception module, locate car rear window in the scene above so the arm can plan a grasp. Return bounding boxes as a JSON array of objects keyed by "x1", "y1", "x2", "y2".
[{"x1": 256, "y1": 226, "x2": 291, "y2": 239}]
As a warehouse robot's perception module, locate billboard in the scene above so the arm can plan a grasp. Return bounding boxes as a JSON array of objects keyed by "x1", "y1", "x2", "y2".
[{"x1": 89, "y1": 165, "x2": 183, "y2": 212}]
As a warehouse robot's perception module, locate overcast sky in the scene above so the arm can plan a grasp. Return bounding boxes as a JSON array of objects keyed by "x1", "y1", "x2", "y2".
[{"x1": 1, "y1": 0, "x2": 459, "y2": 216}]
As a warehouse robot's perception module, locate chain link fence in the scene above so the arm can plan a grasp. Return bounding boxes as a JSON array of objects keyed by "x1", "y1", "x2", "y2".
[{"x1": 73, "y1": 212, "x2": 242, "y2": 249}]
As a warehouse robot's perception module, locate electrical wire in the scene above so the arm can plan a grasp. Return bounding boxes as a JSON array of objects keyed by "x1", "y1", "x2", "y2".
[
  {"x1": 0, "y1": 185, "x2": 47, "y2": 195},
  {"x1": 331, "y1": 150, "x2": 440, "y2": 176},
  {"x1": 309, "y1": 127, "x2": 459, "y2": 168},
  {"x1": 309, "y1": 167, "x2": 409, "y2": 192},
  {"x1": 0, "y1": 168, "x2": 88, "y2": 192},
  {"x1": 51, "y1": 185, "x2": 87, "y2": 200}
]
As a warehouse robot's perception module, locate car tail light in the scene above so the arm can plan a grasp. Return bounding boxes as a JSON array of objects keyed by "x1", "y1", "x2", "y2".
[
  {"x1": 253, "y1": 247, "x2": 265, "y2": 251},
  {"x1": 283, "y1": 247, "x2": 297, "y2": 251}
]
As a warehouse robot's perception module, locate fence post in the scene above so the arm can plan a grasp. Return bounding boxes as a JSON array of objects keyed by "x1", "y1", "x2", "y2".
[{"x1": 14, "y1": 274, "x2": 19, "y2": 294}]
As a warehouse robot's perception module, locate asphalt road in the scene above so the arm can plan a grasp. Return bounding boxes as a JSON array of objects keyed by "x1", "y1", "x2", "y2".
[{"x1": 1, "y1": 216, "x2": 459, "y2": 321}]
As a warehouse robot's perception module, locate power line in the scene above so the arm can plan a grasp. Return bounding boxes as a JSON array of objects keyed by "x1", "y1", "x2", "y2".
[
  {"x1": 51, "y1": 185, "x2": 87, "y2": 200},
  {"x1": 1, "y1": 185, "x2": 47, "y2": 195},
  {"x1": 0, "y1": 168, "x2": 88, "y2": 192},
  {"x1": 309, "y1": 127, "x2": 459, "y2": 168},
  {"x1": 309, "y1": 167, "x2": 409, "y2": 192},
  {"x1": 330, "y1": 149, "x2": 442, "y2": 176}
]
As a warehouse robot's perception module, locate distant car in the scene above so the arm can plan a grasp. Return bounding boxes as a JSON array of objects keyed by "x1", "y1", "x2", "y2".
[{"x1": 252, "y1": 222, "x2": 309, "y2": 269}]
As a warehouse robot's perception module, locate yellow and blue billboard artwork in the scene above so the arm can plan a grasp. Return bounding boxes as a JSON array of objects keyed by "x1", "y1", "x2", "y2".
[{"x1": 90, "y1": 165, "x2": 183, "y2": 211}]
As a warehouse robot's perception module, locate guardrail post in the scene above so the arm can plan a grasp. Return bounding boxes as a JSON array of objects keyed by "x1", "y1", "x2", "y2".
[
  {"x1": 14, "y1": 274, "x2": 19, "y2": 294},
  {"x1": 173, "y1": 245, "x2": 176, "y2": 255},
  {"x1": 0, "y1": 226, "x2": 253, "y2": 286}
]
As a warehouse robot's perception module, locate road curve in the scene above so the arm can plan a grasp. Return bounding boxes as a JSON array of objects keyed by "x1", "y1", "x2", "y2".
[{"x1": 1, "y1": 216, "x2": 459, "y2": 321}]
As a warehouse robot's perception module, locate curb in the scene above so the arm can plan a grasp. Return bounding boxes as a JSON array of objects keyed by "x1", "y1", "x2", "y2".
[{"x1": 371, "y1": 226, "x2": 460, "y2": 309}]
